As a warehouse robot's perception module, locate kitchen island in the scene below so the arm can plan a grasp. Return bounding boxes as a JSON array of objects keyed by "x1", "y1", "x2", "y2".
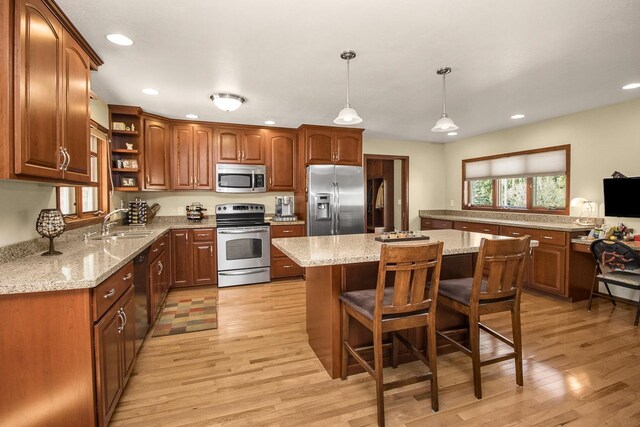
[{"x1": 272, "y1": 229, "x2": 537, "y2": 378}]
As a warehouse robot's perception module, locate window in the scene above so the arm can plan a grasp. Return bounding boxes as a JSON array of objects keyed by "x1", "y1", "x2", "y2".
[
  {"x1": 57, "y1": 127, "x2": 109, "y2": 226},
  {"x1": 463, "y1": 145, "x2": 570, "y2": 214}
]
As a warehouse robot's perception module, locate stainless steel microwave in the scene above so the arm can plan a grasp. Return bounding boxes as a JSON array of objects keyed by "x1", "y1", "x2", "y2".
[{"x1": 216, "y1": 164, "x2": 267, "y2": 193}]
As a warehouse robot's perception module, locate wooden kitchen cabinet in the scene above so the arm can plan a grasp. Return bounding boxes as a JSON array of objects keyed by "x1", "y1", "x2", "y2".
[
  {"x1": 271, "y1": 225, "x2": 305, "y2": 279},
  {"x1": 301, "y1": 126, "x2": 363, "y2": 166},
  {"x1": 171, "y1": 228, "x2": 217, "y2": 287},
  {"x1": 10, "y1": 0, "x2": 99, "y2": 183},
  {"x1": 334, "y1": 131, "x2": 362, "y2": 165},
  {"x1": 266, "y1": 130, "x2": 297, "y2": 191},
  {"x1": 420, "y1": 218, "x2": 453, "y2": 230},
  {"x1": 216, "y1": 127, "x2": 265, "y2": 164},
  {"x1": 529, "y1": 244, "x2": 566, "y2": 296},
  {"x1": 453, "y1": 221, "x2": 500, "y2": 235},
  {"x1": 144, "y1": 119, "x2": 171, "y2": 190},
  {"x1": 172, "y1": 124, "x2": 214, "y2": 190},
  {"x1": 305, "y1": 129, "x2": 334, "y2": 164}
]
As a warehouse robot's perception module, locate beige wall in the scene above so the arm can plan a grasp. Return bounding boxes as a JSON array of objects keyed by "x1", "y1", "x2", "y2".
[
  {"x1": 0, "y1": 180, "x2": 56, "y2": 246},
  {"x1": 364, "y1": 138, "x2": 446, "y2": 230}
]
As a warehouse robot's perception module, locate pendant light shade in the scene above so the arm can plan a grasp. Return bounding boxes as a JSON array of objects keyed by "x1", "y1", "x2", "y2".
[
  {"x1": 210, "y1": 93, "x2": 246, "y2": 112},
  {"x1": 431, "y1": 67, "x2": 459, "y2": 133},
  {"x1": 334, "y1": 50, "x2": 363, "y2": 125}
]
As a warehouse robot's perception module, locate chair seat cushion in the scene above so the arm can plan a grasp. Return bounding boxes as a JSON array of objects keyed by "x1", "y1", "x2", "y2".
[
  {"x1": 438, "y1": 277, "x2": 514, "y2": 306},
  {"x1": 339, "y1": 288, "x2": 428, "y2": 320},
  {"x1": 597, "y1": 271, "x2": 640, "y2": 289}
]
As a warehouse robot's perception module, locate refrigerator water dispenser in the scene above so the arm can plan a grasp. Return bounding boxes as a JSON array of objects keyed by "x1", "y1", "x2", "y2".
[{"x1": 315, "y1": 194, "x2": 332, "y2": 220}]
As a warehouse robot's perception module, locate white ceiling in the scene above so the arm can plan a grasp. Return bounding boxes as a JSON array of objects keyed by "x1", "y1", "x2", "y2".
[{"x1": 59, "y1": 0, "x2": 640, "y2": 143}]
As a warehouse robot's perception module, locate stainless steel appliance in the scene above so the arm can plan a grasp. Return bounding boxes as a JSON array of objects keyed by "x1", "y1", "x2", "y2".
[
  {"x1": 215, "y1": 203, "x2": 270, "y2": 287},
  {"x1": 273, "y1": 196, "x2": 298, "y2": 222},
  {"x1": 307, "y1": 165, "x2": 365, "y2": 236},
  {"x1": 216, "y1": 164, "x2": 266, "y2": 193},
  {"x1": 133, "y1": 249, "x2": 150, "y2": 351}
]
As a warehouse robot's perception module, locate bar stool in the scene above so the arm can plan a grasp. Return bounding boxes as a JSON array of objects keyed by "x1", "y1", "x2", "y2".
[
  {"x1": 340, "y1": 241, "x2": 444, "y2": 427},
  {"x1": 436, "y1": 236, "x2": 530, "y2": 399}
]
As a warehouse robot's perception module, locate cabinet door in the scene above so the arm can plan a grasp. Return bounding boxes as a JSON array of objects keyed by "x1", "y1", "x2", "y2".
[
  {"x1": 529, "y1": 245, "x2": 566, "y2": 296},
  {"x1": 305, "y1": 130, "x2": 334, "y2": 164},
  {"x1": 171, "y1": 230, "x2": 192, "y2": 287},
  {"x1": 148, "y1": 257, "x2": 160, "y2": 322},
  {"x1": 159, "y1": 251, "x2": 169, "y2": 300},
  {"x1": 121, "y1": 287, "x2": 136, "y2": 379},
  {"x1": 14, "y1": 0, "x2": 64, "y2": 179},
  {"x1": 94, "y1": 301, "x2": 124, "y2": 427},
  {"x1": 193, "y1": 126, "x2": 214, "y2": 189},
  {"x1": 144, "y1": 120, "x2": 170, "y2": 190},
  {"x1": 192, "y1": 242, "x2": 216, "y2": 285},
  {"x1": 60, "y1": 31, "x2": 90, "y2": 183},
  {"x1": 334, "y1": 132, "x2": 362, "y2": 166},
  {"x1": 172, "y1": 125, "x2": 193, "y2": 190},
  {"x1": 241, "y1": 129, "x2": 265, "y2": 164},
  {"x1": 217, "y1": 128, "x2": 242, "y2": 163},
  {"x1": 267, "y1": 131, "x2": 296, "y2": 191}
]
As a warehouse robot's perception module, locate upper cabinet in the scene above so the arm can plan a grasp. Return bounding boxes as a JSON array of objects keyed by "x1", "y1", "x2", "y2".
[
  {"x1": 144, "y1": 119, "x2": 170, "y2": 190},
  {"x1": 6, "y1": 0, "x2": 102, "y2": 183},
  {"x1": 301, "y1": 126, "x2": 363, "y2": 166},
  {"x1": 216, "y1": 127, "x2": 265, "y2": 164},
  {"x1": 172, "y1": 124, "x2": 213, "y2": 190},
  {"x1": 266, "y1": 130, "x2": 297, "y2": 191}
]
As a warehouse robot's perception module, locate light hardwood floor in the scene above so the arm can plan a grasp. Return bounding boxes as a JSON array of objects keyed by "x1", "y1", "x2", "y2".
[{"x1": 110, "y1": 280, "x2": 640, "y2": 426}]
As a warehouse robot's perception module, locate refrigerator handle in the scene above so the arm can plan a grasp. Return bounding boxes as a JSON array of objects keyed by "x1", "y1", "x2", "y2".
[
  {"x1": 331, "y1": 182, "x2": 336, "y2": 234},
  {"x1": 335, "y1": 182, "x2": 340, "y2": 234}
]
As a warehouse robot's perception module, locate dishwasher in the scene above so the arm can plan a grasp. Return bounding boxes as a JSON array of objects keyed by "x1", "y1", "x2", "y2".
[{"x1": 133, "y1": 249, "x2": 150, "y2": 351}]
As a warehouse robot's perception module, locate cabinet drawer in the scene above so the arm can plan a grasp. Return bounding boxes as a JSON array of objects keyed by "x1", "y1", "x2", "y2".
[
  {"x1": 431, "y1": 219, "x2": 453, "y2": 229},
  {"x1": 453, "y1": 221, "x2": 500, "y2": 235},
  {"x1": 149, "y1": 233, "x2": 168, "y2": 260},
  {"x1": 271, "y1": 225, "x2": 304, "y2": 238},
  {"x1": 500, "y1": 225, "x2": 533, "y2": 238},
  {"x1": 93, "y1": 262, "x2": 134, "y2": 320},
  {"x1": 420, "y1": 218, "x2": 432, "y2": 230},
  {"x1": 272, "y1": 257, "x2": 304, "y2": 278},
  {"x1": 534, "y1": 229, "x2": 566, "y2": 247},
  {"x1": 192, "y1": 228, "x2": 215, "y2": 242}
]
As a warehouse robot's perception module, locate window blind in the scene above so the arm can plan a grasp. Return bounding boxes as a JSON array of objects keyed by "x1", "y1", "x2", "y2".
[{"x1": 465, "y1": 148, "x2": 566, "y2": 180}]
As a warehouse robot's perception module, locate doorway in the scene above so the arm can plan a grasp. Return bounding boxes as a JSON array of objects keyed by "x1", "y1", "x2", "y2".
[{"x1": 363, "y1": 154, "x2": 409, "y2": 232}]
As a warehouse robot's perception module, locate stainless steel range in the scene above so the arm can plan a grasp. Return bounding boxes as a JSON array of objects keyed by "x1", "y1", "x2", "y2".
[{"x1": 216, "y1": 203, "x2": 270, "y2": 287}]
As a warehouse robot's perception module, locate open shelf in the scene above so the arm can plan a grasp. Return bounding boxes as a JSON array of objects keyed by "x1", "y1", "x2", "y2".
[
  {"x1": 112, "y1": 168, "x2": 139, "y2": 173},
  {"x1": 112, "y1": 149, "x2": 139, "y2": 154},
  {"x1": 113, "y1": 186, "x2": 140, "y2": 192},
  {"x1": 111, "y1": 129, "x2": 139, "y2": 136}
]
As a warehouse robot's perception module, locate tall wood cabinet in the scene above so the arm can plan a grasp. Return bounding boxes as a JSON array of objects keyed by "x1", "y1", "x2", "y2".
[
  {"x1": 144, "y1": 119, "x2": 170, "y2": 190},
  {"x1": 8, "y1": 0, "x2": 101, "y2": 183},
  {"x1": 266, "y1": 130, "x2": 297, "y2": 191},
  {"x1": 172, "y1": 124, "x2": 214, "y2": 190},
  {"x1": 216, "y1": 128, "x2": 265, "y2": 164}
]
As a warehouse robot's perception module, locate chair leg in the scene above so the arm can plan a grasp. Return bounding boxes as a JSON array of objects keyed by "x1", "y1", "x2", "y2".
[
  {"x1": 635, "y1": 296, "x2": 640, "y2": 327},
  {"x1": 511, "y1": 307, "x2": 523, "y2": 387},
  {"x1": 373, "y1": 330, "x2": 386, "y2": 427},
  {"x1": 469, "y1": 316, "x2": 482, "y2": 399},
  {"x1": 427, "y1": 323, "x2": 439, "y2": 412},
  {"x1": 341, "y1": 305, "x2": 349, "y2": 381},
  {"x1": 588, "y1": 267, "x2": 597, "y2": 312},
  {"x1": 391, "y1": 332, "x2": 399, "y2": 369},
  {"x1": 603, "y1": 282, "x2": 617, "y2": 307}
]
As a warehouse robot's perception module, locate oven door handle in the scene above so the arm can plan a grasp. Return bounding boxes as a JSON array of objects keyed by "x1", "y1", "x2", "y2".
[
  {"x1": 219, "y1": 269, "x2": 269, "y2": 276},
  {"x1": 218, "y1": 229, "x2": 269, "y2": 234}
]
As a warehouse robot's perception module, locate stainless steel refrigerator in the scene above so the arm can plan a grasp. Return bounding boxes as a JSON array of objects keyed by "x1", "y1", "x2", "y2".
[{"x1": 307, "y1": 165, "x2": 365, "y2": 236}]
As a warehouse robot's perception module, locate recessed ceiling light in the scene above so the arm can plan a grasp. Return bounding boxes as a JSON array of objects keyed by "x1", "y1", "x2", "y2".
[
  {"x1": 185, "y1": 114, "x2": 199, "y2": 119},
  {"x1": 447, "y1": 132, "x2": 458, "y2": 136},
  {"x1": 511, "y1": 114, "x2": 525, "y2": 119},
  {"x1": 142, "y1": 88, "x2": 159, "y2": 96},
  {"x1": 106, "y1": 34, "x2": 134, "y2": 46},
  {"x1": 264, "y1": 120, "x2": 276, "y2": 125},
  {"x1": 210, "y1": 94, "x2": 245, "y2": 112},
  {"x1": 622, "y1": 83, "x2": 640, "y2": 90}
]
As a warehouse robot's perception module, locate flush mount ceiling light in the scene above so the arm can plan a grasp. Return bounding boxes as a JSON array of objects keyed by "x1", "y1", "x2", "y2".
[
  {"x1": 106, "y1": 33, "x2": 133, "y2": 46},
  {"x1": 622, "y1": 83, "x2": 640, "y2": 90},
  {"x1": 511, "y1": 114, "x2": 525, "y2": 119},
  {"x1": 142, "y1": 88, "x2": 159, "y2": 95},
  {"x1": 185, "y1": 114, "x2": 199, "y2": 119},
  {"x1": 334, "y1": 50, "x2": 363, "y2": 125},
  {"x1": 210, "y1": 94, "x2": 245, "y2": 112},
  {"x1": 431, "y1": 67, "x2": 459, "y2": 133}
]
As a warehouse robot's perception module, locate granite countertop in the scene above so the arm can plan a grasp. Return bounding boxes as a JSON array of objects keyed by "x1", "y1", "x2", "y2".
[
  {"x1": 272, "y1": 229, "x2": 538, "y2": 268},
  {"x1": 419, "y1": 213, "x2": 593, "y2": 232}
]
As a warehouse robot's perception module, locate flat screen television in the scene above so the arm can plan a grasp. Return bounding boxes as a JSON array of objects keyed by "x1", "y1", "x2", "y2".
[{"x1": 603, "y1": 178, "x2": 640, "y2": 218}]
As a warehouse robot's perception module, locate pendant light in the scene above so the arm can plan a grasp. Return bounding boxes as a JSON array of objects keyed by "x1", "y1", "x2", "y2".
[
  {"x1": 334, "y1": 50, "x2": 363, "y2": 125},
  {"x1": 431, "y1": 67, "x2": 459, "y2": 132}
]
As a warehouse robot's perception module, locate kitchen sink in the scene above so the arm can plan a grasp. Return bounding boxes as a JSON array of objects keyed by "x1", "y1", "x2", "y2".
[{"x1": 90, "y1": 231, "x2": 152, "y2": 241}]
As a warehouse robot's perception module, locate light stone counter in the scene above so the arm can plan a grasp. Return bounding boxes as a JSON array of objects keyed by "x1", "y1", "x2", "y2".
[
  {"x1": 272, "y1": 229, "x2": 538, "y2": 268},
  {"x1": 420, "y1": 213, "x2": 593, "y2": 232},
  {"x1": 0, "y1": 222, "x2": 215, "y2": 295}
]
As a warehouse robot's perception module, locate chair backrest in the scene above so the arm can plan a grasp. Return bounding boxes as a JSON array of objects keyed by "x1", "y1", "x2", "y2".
[
  {"x1": 374, "y1": 241, "x2": 444, "y2": 319},
  {"x1": 472, "y1": 236, "x2": 530, "y2": 304},
  {"x1": 590, "y1": 239, "x2": 640, "y2": 273}
]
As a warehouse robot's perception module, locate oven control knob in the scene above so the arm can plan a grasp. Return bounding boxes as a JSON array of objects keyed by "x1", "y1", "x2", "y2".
[{"x1": 223, "y1": 207, "x2": 227, "y2": 210}]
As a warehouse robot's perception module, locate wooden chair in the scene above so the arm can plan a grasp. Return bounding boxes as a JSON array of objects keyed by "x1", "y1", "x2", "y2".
[
  {"x1": 436, "y1": 236, "x2": 530, "y2": 399},
  {"x1": 340, "y1": 241, "x2": 444, "y2": 427},
  {"x1": 588, "y1": 239, "x2": 640, "y2": 326}
]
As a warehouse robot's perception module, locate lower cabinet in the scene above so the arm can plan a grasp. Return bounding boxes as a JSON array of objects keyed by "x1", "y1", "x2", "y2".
[
  {"x1": 149, "y1": 249, "x2": 169, "y2": 319},
  {"x1": 171, "y1": 228, "x2": 217, "y2": 287},
  {"x1": 94, "y1": 284, "x2": 136, "y2": 427},
  {"x1": 529, "y1": 244, "x2": 566, "y2": 296},
  {"x1": 420, "y1": 218, "x2": 453, "y2": 230},
  {"x1": 271, "y1": 225, "x2": 305, "y2": 279}
]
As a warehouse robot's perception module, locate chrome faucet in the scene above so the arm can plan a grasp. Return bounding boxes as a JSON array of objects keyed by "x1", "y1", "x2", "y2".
[{"x1": 101, "y1": 208, "x2": 129, "y2": 235}]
